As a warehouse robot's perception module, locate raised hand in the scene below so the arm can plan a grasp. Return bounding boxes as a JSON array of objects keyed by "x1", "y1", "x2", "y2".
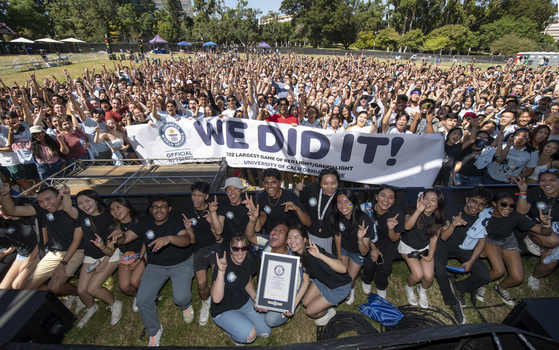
[
  {"x1": 357, "y1": 220, "x2": 369, "y2": 239},
  {"x1": 216, "y1": 251, "x2": 227, "y2": 271},
  {"x1": 511, "y1": 175, "x2": 528, "y2": 193},
  {"x1": 182, "y1": 213, "x2": 192, "y2": 230},
  {"x1": 306, "y1": 240, "x2": 321, "y2": 257},
  {"x1": 387, "y1": 214, "x2": 399, "y2": 230},
  {"x1": 416, "y1": 193, "x2": 426, "y2": 213},
  {"x1": 208, "y1": 195, "x2": 218, "y2": 213},
  {"x1": 451, "y1": 212, "x2": 467, "y2": 227}
]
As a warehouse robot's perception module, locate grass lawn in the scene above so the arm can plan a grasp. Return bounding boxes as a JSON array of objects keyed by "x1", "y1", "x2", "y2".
[{"x1": 60, "y1": 256, "x2": 559, "y2": 347}]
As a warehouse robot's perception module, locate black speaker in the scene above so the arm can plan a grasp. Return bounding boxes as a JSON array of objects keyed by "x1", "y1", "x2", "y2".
[
  {"x1": 503, "y1": 297, "x2": 559, "y2": 342},
  {"x1": 0, "y1": 289, "x2": 76, "y2": 343}
]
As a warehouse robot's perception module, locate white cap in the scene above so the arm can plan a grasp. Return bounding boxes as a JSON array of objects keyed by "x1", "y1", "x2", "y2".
[{"x1": 221, "y1": 177, "x2": 247, "y2": 191}]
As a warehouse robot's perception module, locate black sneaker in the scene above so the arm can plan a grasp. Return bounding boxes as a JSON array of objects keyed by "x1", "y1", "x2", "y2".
[
  {"x1": 450, "y1": 302, "x2": 466, "y2": 324},
  {"x1": 451, "y1": 278, "x2": 466, "y2": 307},
  {"x1": 493, "y1": 284, "x2": 515, "y2": 306}
]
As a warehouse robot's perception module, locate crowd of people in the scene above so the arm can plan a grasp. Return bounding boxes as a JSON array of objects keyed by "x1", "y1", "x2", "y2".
[{"x1": 0, "y1": 50, "x2": 559, "y2": 346}]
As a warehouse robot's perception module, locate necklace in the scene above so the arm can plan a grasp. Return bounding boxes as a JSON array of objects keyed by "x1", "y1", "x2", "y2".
[
  {"x1": 121, "y1": 220, "x2": 132, "y2": 231},
  {"x1": 193, "y1": 205, "x2": 208, "y2": 219},
  {"x1": 268, "y1": 189, "x2": 282, "y2": 207}
]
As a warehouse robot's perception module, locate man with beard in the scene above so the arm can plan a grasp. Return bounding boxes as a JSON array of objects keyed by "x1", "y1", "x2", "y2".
[
  {"x1": 434, "y1": 187, "x2": 493, "y2": 325},
  {"x1": 258, "y1": 168, "x2": 310, "y2": 234},
  {"x1": 109, "y1": 194, "x2": 195, "y2": 347}
]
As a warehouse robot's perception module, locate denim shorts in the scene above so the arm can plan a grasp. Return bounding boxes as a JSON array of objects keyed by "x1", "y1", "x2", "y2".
[
  {"x1": 313, "y1": 279, "x2": 352, "y2": 306},
  {"x1": 340, "y1": 246, "x2": 365, "y2": 266},
  {"x1": 487, "y1": 233, "x2": 519, "y2": 251}
]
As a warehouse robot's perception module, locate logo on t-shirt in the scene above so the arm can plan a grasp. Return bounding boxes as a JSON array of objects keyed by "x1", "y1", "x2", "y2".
[
  {"x1": 84, "y1": 218, "x2": 91, "y2": 226},
  {"x1": 146, "y1": 230, "x2": 155, "y2": 240},
  {"x1": 159, "y1": 122, "x2": 186, "y2": 148},
  {"x1": 264, "y1": 205, "x2": 272, "y2": 214},
  {"x1": 191, "y1": 218, "x2": 198, "y2": 226},
  {"x1": 227, "y1": 271, "x2": 237, "y2": 282},
  {"x1": 309, "y1": 198, "x2": 317, "y2": 207},
  {"x1": 339, "y1": 222, "x2": 346, "y2": 231},
  {"x1": 46, "y1": 213, "x2": 54, "y2": 221},
  {"x1": 226, "y1": 211, "x2": 234, "y2": 219},
  {"x1": 5, "y1": 227, "x2": 14, "y2": 234}
]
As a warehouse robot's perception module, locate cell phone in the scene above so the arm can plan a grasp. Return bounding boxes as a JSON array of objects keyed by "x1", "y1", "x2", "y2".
[
  {"x1": 376, "y1": 255, "x2": 384, "y2": 265},
  {"x1": 446, "y1": 266, "x2": 466, "y2": 274}
]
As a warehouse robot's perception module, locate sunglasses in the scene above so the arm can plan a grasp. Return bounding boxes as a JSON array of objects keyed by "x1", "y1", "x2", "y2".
[
  {"x1": 231, "y1": 246, "x2": 249, "y2": 252},
  {"x1": 421, "y1": 103, "x2": 434, "y2": 109},
  {"x1": 498, "y1": 202, "x2": 516, "y2": 209}
]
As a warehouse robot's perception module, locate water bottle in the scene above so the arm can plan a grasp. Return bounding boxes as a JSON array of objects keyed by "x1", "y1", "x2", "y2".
[
  {"x1": 86, "y1": 260, "x2": 101, "y2": 274},
  {"x1": 79, "y1": 138, "x2": 87, "y2": 148},
  {"x1": 454, "y1": 175, "x2": 462, "y2": 186}
]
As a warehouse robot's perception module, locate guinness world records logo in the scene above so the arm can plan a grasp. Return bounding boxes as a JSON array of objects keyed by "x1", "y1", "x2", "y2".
[{"x1": 159, "y1": 122, "x2": 186, "y2": 147}]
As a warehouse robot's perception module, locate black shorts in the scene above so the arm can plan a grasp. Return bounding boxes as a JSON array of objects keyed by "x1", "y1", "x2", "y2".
[{"x1": 193, "y1": 243, "x2": 220, "y2": 272}]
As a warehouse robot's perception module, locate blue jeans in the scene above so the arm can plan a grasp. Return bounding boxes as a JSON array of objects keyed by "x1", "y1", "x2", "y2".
[
  {"x1": 481, "y1": 171, "x2": 507, "y2": 185},
  {"x1": 137, "y1": 256, "x2": 194, "y2": 336},
  {"x1": 455, "y1": 173, "x2": 483, "y2": 187},
  {"x1": 36, "y1": 159, "x2": 63, "y2": 180},
  {"x1": 265, "y1": 310, "x2": 289, "y2": 327},
  {"x1": 212, "y1": 299, "x2": 271, "y2": 343}
]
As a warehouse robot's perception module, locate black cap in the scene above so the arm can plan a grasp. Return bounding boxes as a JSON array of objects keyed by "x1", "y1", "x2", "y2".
[{"x1": 92, "y1": 108, "x2": 105, "y2": 116}]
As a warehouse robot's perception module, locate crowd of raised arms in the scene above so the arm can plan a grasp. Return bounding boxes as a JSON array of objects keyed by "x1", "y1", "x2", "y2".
[
  {"x1": 0, "y1": 50, "x2": 559, "y2": 346},
  {"x1": 0, "y1": 167, "x2": 559, "y2": 346}
]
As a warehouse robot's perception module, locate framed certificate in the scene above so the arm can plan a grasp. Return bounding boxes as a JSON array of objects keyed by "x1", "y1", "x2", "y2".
[{"x1": 255, "y1": 252, "x2": 300, "y2": 314}]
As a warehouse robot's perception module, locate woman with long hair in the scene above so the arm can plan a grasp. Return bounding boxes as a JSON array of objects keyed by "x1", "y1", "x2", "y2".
[
  {"x1": 481, "y1": 192, "x2": 551, "y2": 305},
  {"x1": 401, "y1": 189, "x2": 446, "y2": 308},
  {"x1": 62, "y1": 187, "x2": 122, "y2": 328},
  {"x1": 529, "y1": 125, "x2": 551, "y2": 151},
  {"x1": 526, "y1": 140, "x2": 559, "y2": 183},
  {"x1": 287, "y1": 224, "x2": 351, "y2": 326},
  {"x1": 332, "y1": 189, "x2": 376, "y2": 305},
  {"x1": 109, "y1": 197, "x2": 145, "y2": 312}
]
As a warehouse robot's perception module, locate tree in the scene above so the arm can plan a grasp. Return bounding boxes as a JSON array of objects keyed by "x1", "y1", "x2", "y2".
[
  {"x1": 498, "y1": 0, "x2": 555, "y2": 31},
  {"x1": 399, "y1": 29, "x2": 424, "y2": 50},
  {"x1": 281, "y1": 0, "x2": 339, "y2": 48},
  {"x1": 6, "y1": 0, "x2": 51, "y2": 38},
  {"x1": 354, "y1": 0, "x2": 387, "y2": 33},
  {"x1": 224, "y1": 0, "x2": 261, "y2": 47},
  {"x1": 422, "y1": 35, "x2": 450, "y2": 52},
  {"x1": 477, "y1": 16, "x2": 539, "y2": 49},
  {"x1": 374, "y1": 27, "x2": 400, "y2": 50},
  {"x1": 489, "y1": 34, "x2": 537, "y2": 55},
  {"x1": 157, "y1": 11, "x2": 180, "y2": 42},
  {"x1": 261, "y1": 19, "x2": 294, "y2": 45},
  {"x1": 427, "y1": 24, "x2": 477, "y2": 53},
  {"x1": 322, "y1": 3, "x2": 359, "y2": 48}
]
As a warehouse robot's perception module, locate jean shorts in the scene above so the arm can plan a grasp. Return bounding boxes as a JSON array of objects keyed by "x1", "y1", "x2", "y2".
[
  {"x1": 340, "y1": 246, "x2": 365, "y2": 266},
  {"x1": 314, "y1": 279, "x2": 352, "y2": 306},
  {"x1": 487, "y1": 233, "x2": 519, "y2": 251}
]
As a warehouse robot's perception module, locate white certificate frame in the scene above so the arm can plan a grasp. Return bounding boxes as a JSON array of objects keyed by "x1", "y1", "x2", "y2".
[{"x1": 255, "y1": 252, "x2": 300, "y2": 314}]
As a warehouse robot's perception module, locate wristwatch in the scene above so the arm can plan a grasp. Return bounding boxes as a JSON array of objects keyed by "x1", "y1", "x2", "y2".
[{"x1": 60, "y1": 261, "x2": 68, "y2": 266}]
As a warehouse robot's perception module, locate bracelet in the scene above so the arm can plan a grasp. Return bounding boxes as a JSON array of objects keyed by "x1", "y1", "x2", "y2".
[
  {"x1": 219, "y1": 268, "x2": 226, "y2": 271},
  {"x1": 516, "y1": 191, "x2": 527, "y2": 195},
  {"x1": 542, "y1": 223, "x2": 551, "y2": 228}
]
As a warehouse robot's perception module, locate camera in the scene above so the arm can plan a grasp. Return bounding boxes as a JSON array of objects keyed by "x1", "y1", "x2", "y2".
[{"x1": 407, "y1": 249, "x2": 428, "y2": 260}]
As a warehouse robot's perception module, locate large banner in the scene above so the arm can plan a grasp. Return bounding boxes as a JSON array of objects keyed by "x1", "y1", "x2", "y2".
[{"x1": 127, "y1": 118, "x2": 444, "y2": 187}]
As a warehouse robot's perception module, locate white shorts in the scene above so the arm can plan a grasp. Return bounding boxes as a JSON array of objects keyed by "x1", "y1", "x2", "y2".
[{"x1": 83, "y1": 248, "x2": 121, "y2": 264}]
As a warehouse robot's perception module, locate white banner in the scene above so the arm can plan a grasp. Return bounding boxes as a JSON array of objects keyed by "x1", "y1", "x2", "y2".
[{"x1": 126, "y1": 118, "x2": 444, "y2": 187}]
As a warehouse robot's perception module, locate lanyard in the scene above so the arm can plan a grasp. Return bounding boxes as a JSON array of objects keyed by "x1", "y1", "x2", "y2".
[{"x1": 317, "y1": 190, "x2": 334, "y2": 232}]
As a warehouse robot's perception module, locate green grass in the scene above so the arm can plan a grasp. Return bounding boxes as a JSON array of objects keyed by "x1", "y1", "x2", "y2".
[{"x1": 60, "y1": 256, "x2": 559, "y2": 347}]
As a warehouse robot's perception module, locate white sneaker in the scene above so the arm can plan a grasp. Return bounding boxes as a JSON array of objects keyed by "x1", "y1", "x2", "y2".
[
  {"x1": 132, "y1": 297, "x2": 139, "y2": 312},
  {"x1": 346, "y1": 287, "x2": 355, "y2": 305},
  {"x1": 524, "y1": 236, "x2": 541, "y2": 256},
  {"x1": 63, "y1": 295, "x2": 76, "y2": 309},
  {"x1": 110, "y1": 300, "x2": 123, "y2": 325},
  {"x1": 362, "y1": 282, "x2": 371, "y2": 295},
  {"x1": 77, "y1": 303, "x2": 98, "y2": 328},
  {"x1": 183, "y1": 305, "x2": 194, "y2": 324},
  {"x1": 528, "y1": 275, "x2": 540, "y2": 291},
  {"x1": 199, "y1": 297, "x2": 211, "y2": 326},
  {"x1": 417, "y1": 285, "x2": 429, "y2": 309},
  {"x1": 314, "y1": 307, "x2": 336, "y2": 326},
  {"x1": 148, "y1": 325, "x2": 163, "y2": 347},
  {"x1": 377, "y1": 289, "x2": 387, "y2": 299},
  {"x1": 75, "y1": 298, "x2": 86, "y2": 314},
  {"x1": 476, "y1": 285, "x2": 486, "y2": 303},
  {"x1": 404, "y1": 283, "x2": 418, "y2": 306}
]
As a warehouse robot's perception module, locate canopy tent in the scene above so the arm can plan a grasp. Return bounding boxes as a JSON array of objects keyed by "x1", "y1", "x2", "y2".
[
  {"x1": 258, "y1": 42, "x2": 271, "y2": 48},
  {"x1": 35, "y1": 38, "x2": 63, "y2": 53},
  {"x1": 149, "y1": 35, "x2": 168, "y2": 43},
  {"x1": 203, "y1": 41, "x2": 217, "y2": 46},
  {"x1": 60, "y1": 38, "x2": 86, "y2": 53},
  {"x1": 10, "y1": 37, "x2": 34, "y2": 54},
  {"x1": 177, "y1": 41, "x2": 192, "y2": 46}
]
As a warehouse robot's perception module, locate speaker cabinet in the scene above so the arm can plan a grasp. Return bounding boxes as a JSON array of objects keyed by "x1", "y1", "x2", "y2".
[
  {"x1": 503, "y1": 297, "x2": 559, "y2": 342},
  {"x1": 0, "y1": 289, "x2": 76, "y2": 343}
]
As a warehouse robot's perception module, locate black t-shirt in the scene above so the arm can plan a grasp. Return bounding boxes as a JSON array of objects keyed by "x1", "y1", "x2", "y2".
[
  {"x1": 304, "y1": 247, "x2": 352, "y2": 289},
  {"x1": 211, "y1": 253, "x2": 257, "y2": 317},
  {"x1": 258, "y1": 190, "x2": 307, "y2": 232},
  {"x1": 32, "y1": 205, "x2": 78, "y2": 252},
  {"x1": 442, "y1": 203, "x2": 480, "y2": 249},
  {"x1": 526, "y1": 187, "x2": 559, "y2": 224},
  {"x1": 115, "y1": 219, "x2": 144, "y2": 255},
  {"x1": 372, "y1": 204, "x2": 405, "y2": 239},
  {"x1": 217, "y1": 199, "x2": 251, "y2": 247},
  {"x1": 183, "y1": 206, "x2": 215, "y2": 250},
  {"x1": 77, "y1": 211, "x2": 114, "y2": 259},
  {"x1": 457, "y1": 145, "x2": 486, "y2": 177},
  {"x1": 0, "y1": 219, "x2": 36, "y2": 256},
  {"x1": 338, "y1": 213, "x2": 376, "y2": 254},
  {"x1": 129, "y1": 215, "x2": 192, "y2": 266},
  {"x1": 300, "y1": 182, "x2": 335, "y2": 239},
  {"x1": 402, "y1": 207, "x2": 434, "y2": 249},
  {"x1": 435, "y1": 143, "x2": 462, "y2": 186},
  {"x1": 486, "y1": 211, "x2": 535, "y2": 241}
]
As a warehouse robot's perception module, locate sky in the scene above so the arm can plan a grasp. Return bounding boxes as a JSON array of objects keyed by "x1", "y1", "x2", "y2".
[{"x1": 223, "y1": 0, "x2": 283, "y2": 18}]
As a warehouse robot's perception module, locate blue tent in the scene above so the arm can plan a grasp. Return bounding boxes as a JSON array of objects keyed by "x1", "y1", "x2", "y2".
[
  {"x1": 203, "y1": 41, "x2": 217, "y2": 46},
  {"x1": 177, "y1": 41, "x2": 192, "y2": 46}
]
